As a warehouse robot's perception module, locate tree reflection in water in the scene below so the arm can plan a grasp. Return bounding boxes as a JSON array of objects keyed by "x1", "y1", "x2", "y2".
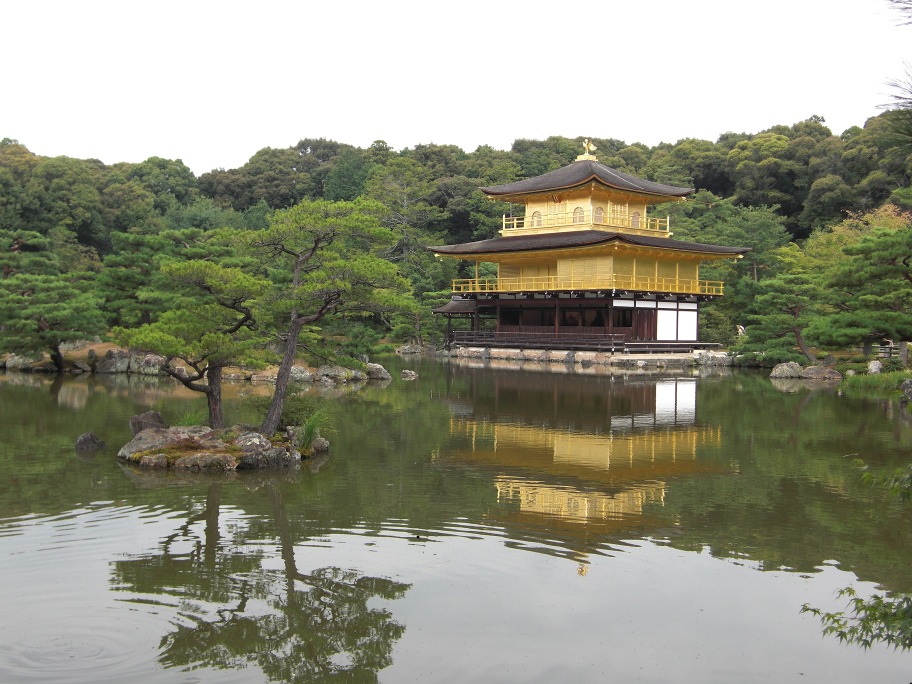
[{"x1": 110, "y1": 482, "x2": 410, "y2": 682}]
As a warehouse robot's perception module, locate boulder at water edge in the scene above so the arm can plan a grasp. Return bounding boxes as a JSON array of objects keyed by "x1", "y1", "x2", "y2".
[
  {"x1": 95, "y1": 349, "x2": 132, "y2": 374},
  {"x1": 366, "y1": 363, "x2": 392, "y2": 380},
  {"x1": 800, "y1": 366, "x2": 843, "y2": 380},
  {"x1": 315, "y1": 365, "x2": 366, "y2": 383},
  {"x1": 900, "y1": 379, "x2": 912, "y2": 403},
  {"x1": 769, "y1": 362, "x2": 803, "y2": 378}
]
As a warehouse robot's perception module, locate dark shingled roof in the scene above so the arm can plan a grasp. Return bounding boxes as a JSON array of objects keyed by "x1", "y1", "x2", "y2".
[
  {"x1": 481, "y1": 159, "x2": 693, "y2": 199},
  {"x1": 429, "y1": 230, "x2": 750, "y2": 257},
  {"x1": 432, "y1": 299, "x2": 477, "y2": 314}
]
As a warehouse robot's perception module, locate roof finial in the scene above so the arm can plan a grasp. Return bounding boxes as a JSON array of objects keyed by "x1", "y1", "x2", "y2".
[{"x1": 576, "y1": 139, "x2": 598, "y2": 161}]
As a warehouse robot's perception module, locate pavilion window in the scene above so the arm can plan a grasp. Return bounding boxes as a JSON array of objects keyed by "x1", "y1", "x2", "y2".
[
  {"x1": 631, "y1": 211, "x2": 641, "y2": 228},
  {"x1": 594, "y1": 207, "x2": 604, "y2": 224},
  {"x1": 613, "y1": 309, "x2": 633, "y2": 327},
  {"x1": 531, "y1": 211, "x2": 542, "y2": 227},
  {"x1": 572, "y1": 207, "x2": 585, "y2": 223}
]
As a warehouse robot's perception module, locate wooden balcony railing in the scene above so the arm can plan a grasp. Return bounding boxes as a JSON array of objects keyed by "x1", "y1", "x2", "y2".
[
  {"x1": 502, "y1": 210, "x2": 670, "y2": 236},
  {"x1": 450, "y1": 330, "x2": 626, "y2": 351},
  {"x1": 451, "y1": 274, "x2": 724, "y2": 296}
]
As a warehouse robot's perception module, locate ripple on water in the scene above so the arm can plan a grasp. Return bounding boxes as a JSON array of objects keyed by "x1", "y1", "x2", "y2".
[
  {"x1": 0, "y1": 606, "x2": 176, "y2": 683},
  {"x1": 0, "y1": 504, "x2": 208, "y2": 684}
]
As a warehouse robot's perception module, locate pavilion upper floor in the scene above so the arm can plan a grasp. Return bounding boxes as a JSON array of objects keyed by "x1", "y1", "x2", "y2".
[{"x1": 481, "y1": 155, "x2": 693, "y2": 239}]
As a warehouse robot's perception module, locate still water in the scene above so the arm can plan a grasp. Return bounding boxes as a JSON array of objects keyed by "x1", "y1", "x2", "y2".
[{"x1": 1, "y1": 358, "x2": 911, "y2": 683}]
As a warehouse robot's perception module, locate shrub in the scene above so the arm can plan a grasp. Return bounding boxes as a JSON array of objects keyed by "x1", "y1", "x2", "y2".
[
  {"x1": 389, "y1": 323, "x2": 417, "y2": 344},
  {"x1": 339, "y1": 323, "x2": 383, "y2": 358},
  {"x1": 881, "y1": 357, "x2": 906, "y2": 373},
  {"x1": 251, "y1": 389, "x2": 335, "y2": 442}
]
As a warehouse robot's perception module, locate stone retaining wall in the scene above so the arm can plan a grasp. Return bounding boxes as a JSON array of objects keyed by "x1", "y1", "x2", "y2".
[{"x1": 447, "y1": 346, "x2": 731, "y2": 374}]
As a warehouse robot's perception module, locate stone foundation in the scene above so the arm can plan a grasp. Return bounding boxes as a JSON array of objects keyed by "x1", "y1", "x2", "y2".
[{"x1": 448, "y1": 346, "x2": 732, "y2": 374}]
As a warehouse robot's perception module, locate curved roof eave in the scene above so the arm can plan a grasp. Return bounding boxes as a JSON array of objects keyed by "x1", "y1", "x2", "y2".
[
  {"x1": 428, "y1": 230, "x2": 750, "y2": 258},
  {"x1": 481, "y1": 160, "x2": 693, "y2": 200}
]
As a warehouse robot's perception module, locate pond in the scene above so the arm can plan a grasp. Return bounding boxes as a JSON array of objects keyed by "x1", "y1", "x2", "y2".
[{"x1": 1, "y1": 357, "x2": 911, "y2": 683}]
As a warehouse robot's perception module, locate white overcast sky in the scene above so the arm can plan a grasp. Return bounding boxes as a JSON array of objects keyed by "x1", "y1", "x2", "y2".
[{"x1": 2, "y1": 0, "x2": 909, "y2": 175}]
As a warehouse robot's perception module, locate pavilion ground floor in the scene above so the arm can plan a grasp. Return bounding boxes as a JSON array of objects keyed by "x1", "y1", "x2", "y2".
[{"x1": 434, "y1": 292, "x2": 718, "y2": 353}]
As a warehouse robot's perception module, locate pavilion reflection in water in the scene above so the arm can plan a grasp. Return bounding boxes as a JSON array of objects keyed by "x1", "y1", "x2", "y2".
[{"x1": 439, "y1": 372, "x2": 724, "y2": 531}]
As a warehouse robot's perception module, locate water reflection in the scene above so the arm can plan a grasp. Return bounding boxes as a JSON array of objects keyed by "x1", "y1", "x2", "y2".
[
  {"x1": 436, "y1": 373, "x2": 727, "y2": 560},
  {"x1": 110, "y1": 482, "x2": 410, "y2": 681},
  {"x1": 3, "y1": 364, "x2": 912, "y2": 681}
]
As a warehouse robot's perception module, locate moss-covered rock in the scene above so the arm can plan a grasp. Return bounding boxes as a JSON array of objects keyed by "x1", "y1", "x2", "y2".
[{"x1": 117, "y1": 424, "x2": 300, "y2": 471}]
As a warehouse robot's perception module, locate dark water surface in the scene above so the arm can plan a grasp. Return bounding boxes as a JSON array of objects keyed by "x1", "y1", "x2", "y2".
[{"x1": 1, "y1": 358, "x2": 911, "y2": 683}]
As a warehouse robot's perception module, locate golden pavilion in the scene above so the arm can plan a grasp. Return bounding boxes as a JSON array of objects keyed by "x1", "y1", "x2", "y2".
[{"x1": 430, "y1": 142, "x2": 749, "y2": 351}]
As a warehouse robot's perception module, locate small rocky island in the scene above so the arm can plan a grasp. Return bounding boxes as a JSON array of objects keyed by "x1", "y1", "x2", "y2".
[{"x1": 115, "y1": 411, "x2": 326, "y2": 471}]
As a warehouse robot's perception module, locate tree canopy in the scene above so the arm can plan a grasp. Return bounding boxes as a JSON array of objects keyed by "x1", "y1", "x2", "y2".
[{"x1": 3, "y1": 108, "x2": 912, "y2": 371}]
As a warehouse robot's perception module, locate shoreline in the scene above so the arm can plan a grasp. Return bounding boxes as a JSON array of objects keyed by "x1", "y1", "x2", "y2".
[{"x1": 438, "y1": 346, "x2": 732, "y2": 374}]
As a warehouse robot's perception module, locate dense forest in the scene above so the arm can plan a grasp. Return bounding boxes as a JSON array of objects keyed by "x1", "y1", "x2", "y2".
[{"x1": 2, "y1": 109, "x2": 912, "y2": 375}]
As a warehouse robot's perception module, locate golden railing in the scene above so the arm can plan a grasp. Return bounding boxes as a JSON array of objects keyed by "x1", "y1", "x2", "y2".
[
  {"x1": 451, "y1": 274, "x2": 724, "y2": 296},
  {"x1": 502, "y1": 211, "x2": 670, "y2": 236}
]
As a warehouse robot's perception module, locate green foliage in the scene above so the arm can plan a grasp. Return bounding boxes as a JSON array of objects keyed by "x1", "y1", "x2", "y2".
[
  {"x1": 840, "y1": 370, "x2": 912, "y2": 397},
  {"x1": 0, "y1": 272, "x2": 106, "y2": 366},
  {"x1": 802, "y1": 588, "x2": 912, "y2": 651},
  {"x1": 323, "y1": 148, "x2": 373, "y2": 201},
  {"x1": 127, "y1": 156, "x2": 197, "y2": 212},
  {"x1": 163, "y1": 197, "x2": 246, "y2": 231},
  {"x1": 388, "y1": 323, "x2": 416, "y2": 344},
  {"x1": 114, "y1": 259, "x2": 271, "y2": 427},
  {"x1": 24, "y1": 156, "x2": 109, "y2": 252},
  {"x1": 297, "y1": 406, "x2": 334, "y2": 453},
  {"x1": 101, "y1": 178, "x2": 159, "y2": 233},
  {"x1": 247, "y1": 198, "x2": 411, "y2": 333},
  {"x1": 173, "y1": 408, "x2": 209, "y2": 426},
  {"x1": 738, "y1": 245, "x2": 822, "y2": 362},
  {"x1": 363, "y1": 157, "x2": 446, "y2": 266},
  {"x1": 697, "y1": 302, "x2": 737, "y2": 346},
  {"x1": 115, "y1": 260, "x2": 269, "y2": 365},
  {"x1": 2, "y1": 115, "x2": 912, "y2": 375},
  {"x1": 816, "y1": 209, "x2": 912, "y2": 352},
  {"x1": 338, "y1": 322, "x2": 383, "y2": 358},
  {"x1": 734, "y1": 340, "x2": 808, "y2": 367},
  {"x1": 245, "y1": 197, "x2": 413, "y2": 435},
  {"x1": 882, "y1": 357, "x2": 908, "y2": 372},
  {"x1": 798, "y1": 173, "x2": 856, "y2": 229},
  {"x1": 854, "y1": 457, "x2": 912, "y2": 502},
  {"x1": 251, "y1": 389, "x2": 335, "y2": 443},
  {"x1": 883, "y1": 64, "x2": 912, "y2": 156},
  {"x1": 0, "y1": 229, "x2": 58, "y2": 278},
  {"x1": 98, "y1": 227, "x2": 248, "y2": 327},
  {"x1": 666, "y1": 195, "x2": 791, "y2": 284}
]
